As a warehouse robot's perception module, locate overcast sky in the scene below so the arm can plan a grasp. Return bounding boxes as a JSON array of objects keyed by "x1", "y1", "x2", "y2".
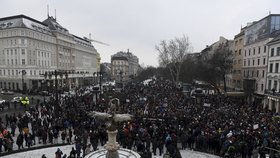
[{"x1": 1, "y1": 0, "x2": 279, "y2": 66}]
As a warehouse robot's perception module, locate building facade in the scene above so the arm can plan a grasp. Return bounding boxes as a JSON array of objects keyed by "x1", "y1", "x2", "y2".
[
  {"x1": 111, "y1": 50, "x2": 139, "y2": 82},
  {"x1": 200, "y1": 36, "x2": 234, "y2": 92},
  {"x1": 264, "y1": 34, "x2": 280, "y2": 113},
  {"x1": 0, "y1": 15, "x2": 99, "y2": 91},
  {"x1": 243, "y1": 14, "x2": 280, "y2": 99},
  {"x1": 232, "y1": 28, "x2": 245, "y2": 91}
]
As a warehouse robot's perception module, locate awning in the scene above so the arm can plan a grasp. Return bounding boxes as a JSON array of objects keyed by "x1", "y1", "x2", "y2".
[{"x1": 225, "y1": 92, "x2": 245, "y2": 97}]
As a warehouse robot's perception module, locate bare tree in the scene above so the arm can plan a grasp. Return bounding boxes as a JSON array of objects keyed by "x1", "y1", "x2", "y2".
[
  {"x1": 195, "y1": 42, "x2": 233, "y2": 93},
  {"x1": 156, "y1": 35, "x2": 192, "y2": 83}
]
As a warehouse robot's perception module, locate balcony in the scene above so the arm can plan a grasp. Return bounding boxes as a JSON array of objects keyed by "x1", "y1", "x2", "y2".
[{"x1": 265, "y1": 89, "x2": 280, "y2": 97}]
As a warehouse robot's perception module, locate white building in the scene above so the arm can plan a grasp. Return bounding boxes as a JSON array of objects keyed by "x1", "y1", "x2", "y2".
[
  {"x1": 111, "y1": 50, "x2": 139, "y2": 82},
  {"x1": 0, "y1": 15, "x2": 99, "y2": 91},
  {"x1": 243, "y1": 14, "x2": 280, "y2": 101},
  {"x1": 265, "y1": 34, "x2": 280, "y2": 113}
]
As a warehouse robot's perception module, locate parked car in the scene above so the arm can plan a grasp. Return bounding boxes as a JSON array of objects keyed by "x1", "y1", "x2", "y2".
[
  {"x1": 1, "y1": 90, "x2": 14, "y2": 95},
  {"x1": 39, "y1": 91, "x2": 51, "y2": 96},
  {"x1": 11, "y1": 97, "x2": 21, "y2": 103}
]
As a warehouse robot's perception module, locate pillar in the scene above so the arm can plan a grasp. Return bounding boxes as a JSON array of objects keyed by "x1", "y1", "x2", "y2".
[{"x1": 268, "y1": 98, "x2": 272, "y2": 110}]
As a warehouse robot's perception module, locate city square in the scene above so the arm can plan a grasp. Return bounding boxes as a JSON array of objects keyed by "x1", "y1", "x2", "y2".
[{"x1": 0, "y1": 0, "x2": 280, "y2": 158}]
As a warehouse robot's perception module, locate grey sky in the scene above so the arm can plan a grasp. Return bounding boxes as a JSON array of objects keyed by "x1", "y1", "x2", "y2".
[{"x1": 1, "y1": 0, "x2": 279, "y2": 66}]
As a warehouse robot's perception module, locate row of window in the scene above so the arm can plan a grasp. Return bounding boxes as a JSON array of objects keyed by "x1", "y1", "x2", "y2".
[
  {"x1": 112, "y1": 60, "x2": 128, "y2": 65},
  {"x1": 244, "y1": 58, "x2": 266, "y2": 67},
  {"x1": 244, "y1": 46, "x2": 266, "y2": 57},
  {"x1": 270, "y1": 47, "x2": 280, "y2": 57},
  {"x1": 269, "y1": 63, "x2": 280, "y2": 73},
  {"x1": 0, "y1": 59, "x2": 25, "y2": 65},
  {"x1": 0, "y1": 29, "x2": 93, "y2": 49},
  {"x1": 234, "y1": 38, "x2": 243, "y2": 46},
  {"x1": 1, "y1": 48, "x2": 51, "y2": 59},
  {"x1": 0, "y1": 58, "x2": 51, "y2": 67},
  {"x1": 0, "y1": 69, "x2": 51, "y2": 76},
  {"x1": 0, "y1": 29, "x2": 55, "y2": 43},
  {"x1": 268, "y1": 80, "x2": 279, "y2": 91},
  {"x1": 243, "y1": 70, "x2": 265, "y2": 78},
  {"x1": 0, "y1": 82, "x2": 19, "y2": 90},
  {"x1": 234, "y1": 49, "x2": 242, "y2": 56}
]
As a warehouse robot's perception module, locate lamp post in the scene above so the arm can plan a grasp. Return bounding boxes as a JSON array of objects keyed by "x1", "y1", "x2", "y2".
[
  {"x1": 19, "y1": 70, "x2": 27, "y2": 94},
  {"x1": 99, "y1": 71, "x2": 102, "y2": 94}
]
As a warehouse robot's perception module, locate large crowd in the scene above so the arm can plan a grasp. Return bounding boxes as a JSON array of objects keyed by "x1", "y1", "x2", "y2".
[{"x1": 0, "y1": 78, "x2": 279, "y2": 158}]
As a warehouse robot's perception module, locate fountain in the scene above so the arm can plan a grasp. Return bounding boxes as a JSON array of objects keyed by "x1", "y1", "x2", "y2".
[{"x1": 86, "y1": 98, "x2": 141, "y2": 158}]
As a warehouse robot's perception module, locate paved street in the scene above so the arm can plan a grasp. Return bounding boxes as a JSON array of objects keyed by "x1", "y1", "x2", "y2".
[{"x1": 0, "y1": 92, "x2": 49, "y2": 121}]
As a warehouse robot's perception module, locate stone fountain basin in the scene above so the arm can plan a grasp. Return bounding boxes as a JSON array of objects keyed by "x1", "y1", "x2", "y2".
[{"x1": 85, "y1": 148, "x2": 141, "y2": 158}]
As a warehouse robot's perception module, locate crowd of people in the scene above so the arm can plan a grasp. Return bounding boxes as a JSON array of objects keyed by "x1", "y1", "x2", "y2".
[{"x1": 0, "y1": 78, "x2": 279, "y2": 158}]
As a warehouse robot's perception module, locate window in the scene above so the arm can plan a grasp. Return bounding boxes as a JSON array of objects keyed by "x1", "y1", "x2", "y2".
[
  {"x1": 258, "y1": 59, "x2": 260, "y2": 65},
  {"x1": 22, "y1": 59, "x2": 25, "y2": 65},
  {"x1": 262, "y1": 70, "x2": 265, "y2": 78},
  {"x1": 274, "y1": 80, "x2": 278, "y2": 90},
  {"x1": 264, "y1": 46, "x2": 266, "y2": 53},
  {"x1": 21, "y1": 38, "x2": 24, "y2": 44},
  {"x1": 30, "y1": 70, "x2": 32, "y2": 76},
  {"x1": 276, "y1": 63, "x2": 279, "y2": 73},
  {"x1": 261, "y1": 84, "x2": 264, "y2": 91},
  {"x1": 257, "y1": 70, "x2": 259, "y2": 77},
  {"x1": 258, "y1": 47, "x2": 261, "y2": 54},
  {"x1": 263, "y1": 58, "x2": 266, "y2": 65},
  {"x1": 255, "y1": 83, "x2": 258, "y2": 91},
  {"x1": 21, "y1": 49, "x2": 25, "y2": 55},
  {"x1": 248, "y1": 60, "x2": 250, "y2": 66},
  {"x1": 11, "y1": 59, "x2": 13, "y2": 65},
  {"x1": 249, "y1": 49, "x2": 251, "y2": 56},
  {"x1": 270, "y1": 63, "x2": 273, "y2": 73},
  {"x1": 251, "y1": 71, "x2": 254, "y2": 77},
  {"x1": 271, "y1": 48, "x2": 274, "y2": 56},
  {"x1": 253, "y1": 48, "x2": 255, "y2": 55},
  {"x1": 253, "y1": 59, "x2": 255, "y2": 66},
  {"x1": 15, "y1": 59, "x2": 17, "y2": 65},
  {"x1": 245, "y1": 50, "x2": 247, "y2": 56},
  {"x1": 239, "y1": 49, "x2": 241, "y2": 55},
  {"x1": 277, "y1": 47, "x2": 280, "y2": 56}
]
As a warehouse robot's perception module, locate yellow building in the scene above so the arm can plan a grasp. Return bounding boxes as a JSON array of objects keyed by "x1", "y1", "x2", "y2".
[{"x1": 232, "y1": 28, "x2": 245, "y2": 91}]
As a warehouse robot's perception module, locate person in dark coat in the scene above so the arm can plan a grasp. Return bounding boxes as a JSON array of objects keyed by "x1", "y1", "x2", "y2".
[
  {"x1": 69, "y1": 147, "x2": 76, "y2": 158},
  {"x1": 16, "y1": 132, "x2": 24, "y2": 150},
  {"x1": 55, "y1": 148, "x2": 63, "y2": 158}
]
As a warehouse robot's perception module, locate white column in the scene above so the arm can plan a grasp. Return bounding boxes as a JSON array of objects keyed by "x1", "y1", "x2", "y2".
[{"x1": 269, "y1": 98, "x2": 272, "y2": 110}]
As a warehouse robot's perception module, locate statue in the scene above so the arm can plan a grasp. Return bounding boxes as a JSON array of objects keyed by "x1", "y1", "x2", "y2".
[{"x1": 88, "y1": 98, "x2": 133, "y2": 158}]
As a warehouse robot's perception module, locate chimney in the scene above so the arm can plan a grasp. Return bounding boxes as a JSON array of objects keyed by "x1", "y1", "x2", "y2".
[{"x1": 127, "y1": 49, "x2": 129, "y2": 53}]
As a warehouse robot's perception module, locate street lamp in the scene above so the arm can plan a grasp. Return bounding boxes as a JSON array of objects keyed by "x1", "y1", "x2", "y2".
[{"x1": 19, "y1": 70, "x2": 27, "y2": 94}]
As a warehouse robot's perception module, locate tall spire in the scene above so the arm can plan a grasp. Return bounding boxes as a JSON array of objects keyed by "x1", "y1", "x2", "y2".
[
  {"x1": 55, "y1": 9, "x2": 57, "y2": 21},
  {"x1": 47, "y1": 4, "x2": 49, "y2": 17}
]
